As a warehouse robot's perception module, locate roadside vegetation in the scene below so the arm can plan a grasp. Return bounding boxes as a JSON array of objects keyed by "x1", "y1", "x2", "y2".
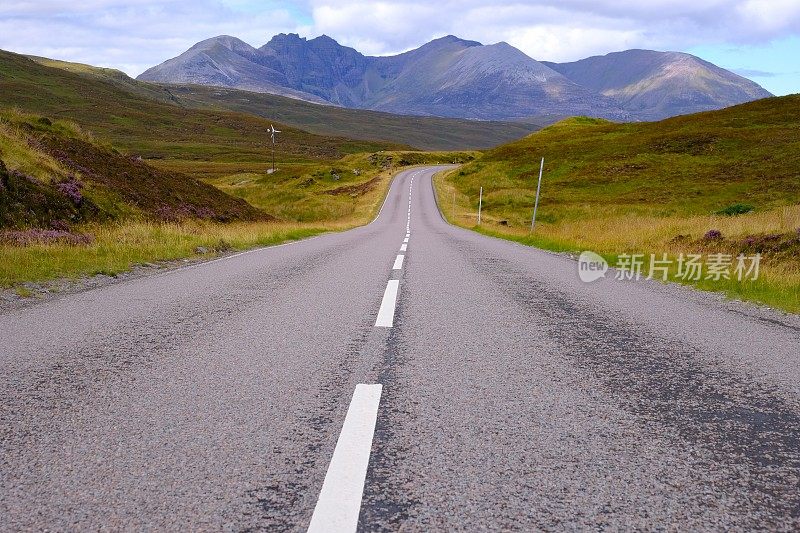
[
  {"x1": 0, "y1": 108, "x2": 474, "y2": 289},
  {"x1": 435, "y1": 96, "x2": 800, "y2": 312}
]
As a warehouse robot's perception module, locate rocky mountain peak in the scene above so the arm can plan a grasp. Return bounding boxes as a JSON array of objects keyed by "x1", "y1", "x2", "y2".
[{"x1": 139, "y1": 34, "x2": 772, "y2": 122}]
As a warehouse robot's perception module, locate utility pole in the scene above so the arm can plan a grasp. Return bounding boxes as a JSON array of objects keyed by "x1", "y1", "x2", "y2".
[
  {"x1": 530, "y1": 157, "x2": 544, "y2": 233},
  {"x1": 478, "y1": 186, "x2": 483, "y2": 225}
]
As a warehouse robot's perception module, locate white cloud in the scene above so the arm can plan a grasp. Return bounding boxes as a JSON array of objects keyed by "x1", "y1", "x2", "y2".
[
  {"x1": 0, "y1": 0, "x2": 798, "y2": 75},
  {"x1": 307, "y1": 0, "x2": 800, "y2": 60},
  {"x1": 0, "y1": 0, "x2": 303, "y2": 75},
  {"x1": 735, "y1": 0, "x2": 800, "y2": 36}
]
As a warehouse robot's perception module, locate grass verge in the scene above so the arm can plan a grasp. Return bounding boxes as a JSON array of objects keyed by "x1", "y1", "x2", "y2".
[
  {"x1": 0, "y1": 221, "x2": 325, "y2": 286},
  {"x1": 1, "y1": 160, "x2": 403, "y2": 288},
  {"x1": 434, "y1": 169, "x2": 800, "y2": 314}
]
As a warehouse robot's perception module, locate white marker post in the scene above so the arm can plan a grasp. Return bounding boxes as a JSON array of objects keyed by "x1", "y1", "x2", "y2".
[
  {"x1": 530, "y1": 157, "x2": 544, "y2": 233},
  {"x1": 477, "y1": 186, "x2": 483, "y2": 225}
]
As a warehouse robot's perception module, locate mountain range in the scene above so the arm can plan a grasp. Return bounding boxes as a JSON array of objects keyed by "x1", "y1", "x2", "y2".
[{"x1": 138, "y1": 34, "x2": 772, "y2": 122}]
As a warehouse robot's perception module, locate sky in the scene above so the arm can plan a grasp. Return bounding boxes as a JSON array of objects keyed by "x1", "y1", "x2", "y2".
[{"x1": 1, "y1": 0, "x2": 799, "y2": 95}]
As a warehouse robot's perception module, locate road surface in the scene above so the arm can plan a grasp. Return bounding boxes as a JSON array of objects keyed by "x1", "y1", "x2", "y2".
[{"x1": 2, "y1": 166, "x2": 800, "y2": 531}]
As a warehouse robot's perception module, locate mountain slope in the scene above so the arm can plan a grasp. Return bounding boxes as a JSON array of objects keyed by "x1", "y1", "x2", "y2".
[
  {"x1": 138, "y1": 36, "x2": 327, "y2": 103},
  {"x1": 360, "y1": 36, "x2": 625, "y2": 120},
  {"x1": 442, "y1": 93, "x2": 800, "y2": 224},
  {"x1": 259, "y1": 33, "x2": 373, "y2": 107},
  {"x1": 543, "y1": 50, "x2": 773, "y2": 120},
  {"x1": 140, "y1": 34, "x2": 771, "y2": 121},
  {"x1": 140, "y1": 34, "x2": 628, "y2": 121},
  {"x1": 169, "y1": 84, "x2": 542, "y2": 150}
]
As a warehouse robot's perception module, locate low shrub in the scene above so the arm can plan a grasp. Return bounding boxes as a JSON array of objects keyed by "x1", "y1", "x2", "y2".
[{"x1": 716, "y1": 203, "x2": 755, "y2": 216}]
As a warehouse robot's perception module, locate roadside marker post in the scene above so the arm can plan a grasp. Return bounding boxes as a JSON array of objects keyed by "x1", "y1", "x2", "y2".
[
  {"x1": 530, "y1": 157, "x2": 544, "y2": 233},
  {"x1": 478, "y1": 186, "x2": 483, "y2": 225}
]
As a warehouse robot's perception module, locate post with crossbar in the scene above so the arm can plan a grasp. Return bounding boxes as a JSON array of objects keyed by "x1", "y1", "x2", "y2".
[{"x1": 268, "y1": 124, "x2": 280, "y2": 174}]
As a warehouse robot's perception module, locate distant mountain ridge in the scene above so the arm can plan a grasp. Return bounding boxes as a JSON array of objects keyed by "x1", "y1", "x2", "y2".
[
  {"x1": 542, "y1": 49, "x2": 772, "y2": 120},
  {"x1": 139, "y1": 34, "x2": 772, "y2": 121}
]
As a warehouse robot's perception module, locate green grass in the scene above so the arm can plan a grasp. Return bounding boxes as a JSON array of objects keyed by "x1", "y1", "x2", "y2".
[{"x1": 434, "y1": 96, "x2": 800, "y2": 313}]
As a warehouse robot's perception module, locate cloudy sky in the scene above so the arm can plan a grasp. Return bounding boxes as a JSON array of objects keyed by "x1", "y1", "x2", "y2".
[{"x1": 1, "y1": 0, "x2": 799, "y2": 95}]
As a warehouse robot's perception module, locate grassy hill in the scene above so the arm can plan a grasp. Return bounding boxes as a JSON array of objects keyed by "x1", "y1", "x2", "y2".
[
  {"x1": 436, "y1": 95, "x2": 800, "y2": 311},
  {"x1": 0, "y1": 111, "x2": 265, "y2": 229},
  {"x1": 23, "y1": 54, "x2": 539, "y2": 151}
]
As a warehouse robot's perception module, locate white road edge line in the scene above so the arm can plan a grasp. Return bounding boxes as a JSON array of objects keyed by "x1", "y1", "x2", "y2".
[
  {"x1": 307, "y1": 384, "x2": 383, "y2": 533},
  {"x1": 392, "y1": 254, "x2": 405, "y2": 270},
  {"x1": 375, "y1": 280, "x2": 400, "y2": 327}
]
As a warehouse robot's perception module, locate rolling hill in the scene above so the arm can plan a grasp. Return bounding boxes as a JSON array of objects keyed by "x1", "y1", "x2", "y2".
[
  {"x1": 0, "y1": 49, "x2": 405, "y2": 172},
  {"x1": 444, "y1": 94, "x2": 800, "y2": 222},
  {"x1": 163, "y1": 84, "x2": 541, "y2": 151},
  {"x1": 7, "y1": 51, "x2": 541, "y2": 152}
]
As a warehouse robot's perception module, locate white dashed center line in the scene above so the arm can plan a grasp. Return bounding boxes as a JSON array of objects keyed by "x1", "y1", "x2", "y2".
[
  {"x1": 403, "y1": 237, "x2": 409, "y2": 243},
  {"x1": 400, "y1": 243, "x2": 407, "y2": 252},
  {"x1": 392, "y1": 254, "x2": 405, "y2": 270},
  {"x1": 375, "y1": 280, "x2": 400, "y2": 327},
  {"x1": 307, "y1": 384, "x2": 383, "y2": 533}
]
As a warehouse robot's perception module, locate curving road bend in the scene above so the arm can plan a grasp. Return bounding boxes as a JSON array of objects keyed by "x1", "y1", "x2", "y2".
[{"x1": 2, "y1": 166, "x2": 800, "y2": 531}]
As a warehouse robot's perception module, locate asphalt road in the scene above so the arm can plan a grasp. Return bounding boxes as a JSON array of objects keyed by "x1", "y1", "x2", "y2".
[{"x1": 2, "y1": 166, "x2": 800, "y2": 531}]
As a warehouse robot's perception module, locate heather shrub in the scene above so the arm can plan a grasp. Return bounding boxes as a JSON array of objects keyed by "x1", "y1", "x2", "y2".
[
  {"x1": 0, "y1": 228, "x2": 93, "y2": 246},
  {"x1": 55, "y1": 176, "x2": 83, "y2": 206}
]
